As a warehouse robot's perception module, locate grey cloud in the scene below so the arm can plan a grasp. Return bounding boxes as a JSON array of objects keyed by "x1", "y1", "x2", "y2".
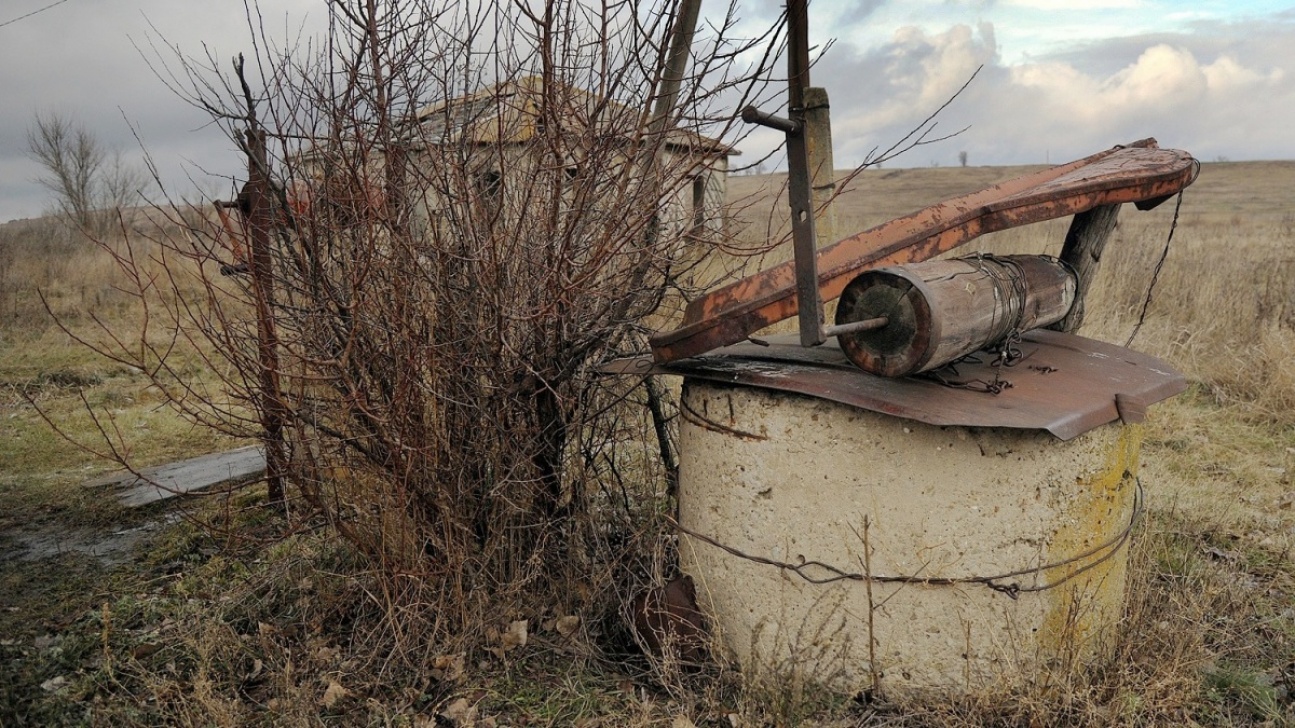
[
  {"x1": 850, "y1": 0, "x2": 885, "y2": 19},
  {"x1": 0, "y1": 1, "x2": 324, "y2": 221},
  {"x1": 1045, "y1": 18, "x2": 1295, "y2": 77}
]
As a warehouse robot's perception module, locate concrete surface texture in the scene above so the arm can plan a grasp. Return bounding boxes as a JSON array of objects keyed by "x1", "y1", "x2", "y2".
[
  {"x1": 87, "y1": 446, "x2": 267, "y2": 507},
  {"x1": 677, "y1": 379, "x2": 1139, "y2": 696}
]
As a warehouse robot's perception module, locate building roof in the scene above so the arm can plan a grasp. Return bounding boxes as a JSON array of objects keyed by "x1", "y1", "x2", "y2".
[{"x1": 412, "y1": 75, "x2": 737, "y2": 156}]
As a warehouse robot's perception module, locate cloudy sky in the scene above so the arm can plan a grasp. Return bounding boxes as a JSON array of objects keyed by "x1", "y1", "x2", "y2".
[{"x1": 1, "y1": 0, "x2": 1292, "y2": 221}]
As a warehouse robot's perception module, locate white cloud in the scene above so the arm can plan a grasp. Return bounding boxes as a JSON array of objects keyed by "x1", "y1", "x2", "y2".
[
  {"x1": 999, "y1": 43, "x2": 1289, "y2": 150},
  {"x1": 1001, "y1": 0, "x2": 1146, "y2": 8},
  {"x1": 825, "y1": 23, "x2": 997, "y2": 142},
  {"x1": 799, "y1": 16, "x2": 1295, "y2": 169}
]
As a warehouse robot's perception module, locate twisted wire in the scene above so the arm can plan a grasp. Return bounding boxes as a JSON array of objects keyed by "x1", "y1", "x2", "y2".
[{"x1": 672, "y1": 478, "x2": 1145, "y2": 600}]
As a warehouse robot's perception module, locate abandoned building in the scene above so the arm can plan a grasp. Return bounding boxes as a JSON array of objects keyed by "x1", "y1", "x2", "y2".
[{"x1": 407, "y1": 75, "x2": 736, "y2": 242}]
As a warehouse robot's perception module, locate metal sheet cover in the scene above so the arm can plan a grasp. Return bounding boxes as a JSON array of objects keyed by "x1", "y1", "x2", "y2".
[{"x1": 605, "y1": 330, "x2": 1186, "y2": 440}]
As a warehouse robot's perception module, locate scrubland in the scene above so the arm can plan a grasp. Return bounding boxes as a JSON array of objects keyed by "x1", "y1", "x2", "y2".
[{"x1": 2, "y1": 160, "x2": 1293, "y2": 725}]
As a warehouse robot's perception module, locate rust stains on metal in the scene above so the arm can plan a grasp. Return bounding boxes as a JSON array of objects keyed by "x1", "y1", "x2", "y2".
[
  {"x1": 610, "y1": 329, "x2": 1187, "y2": 441},
  {"x1": 649, "y1": 139, "x2": 1199, "y2": 363},
  {"x1": 630, "y1": 575, "x2": 708, "y2": 663}
]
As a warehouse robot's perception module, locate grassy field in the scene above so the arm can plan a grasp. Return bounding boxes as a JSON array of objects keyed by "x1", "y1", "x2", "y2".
[{"x1": 2, "y1": 159, "x2": 1294, "y2": 725}]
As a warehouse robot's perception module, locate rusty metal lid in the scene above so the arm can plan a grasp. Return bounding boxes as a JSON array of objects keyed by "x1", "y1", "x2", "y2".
[{"x1": 604, "y1": 329, "x2": 1186, "y2": 440}]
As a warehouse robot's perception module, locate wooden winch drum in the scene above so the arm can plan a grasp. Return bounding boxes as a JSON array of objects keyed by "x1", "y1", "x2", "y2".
[{"x1": 834, "y1": 255, "x2": 1077, "y2": 377}]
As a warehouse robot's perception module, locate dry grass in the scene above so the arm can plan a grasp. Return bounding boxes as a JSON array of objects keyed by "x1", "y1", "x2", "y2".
[{"x1": 3, "y1": 160, "x2": 1295, "y2": 725}]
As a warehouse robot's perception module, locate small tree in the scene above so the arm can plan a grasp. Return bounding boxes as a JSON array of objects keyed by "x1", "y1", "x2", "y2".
[
  {"x1": 53, "y1": 0, "x2": 977, "y2": 673},
  {"x1": 959, "y1": 150, "x2": 968, "y2": 167},
  {"x1": 28, "y1": 113, "x2": 102, "y2": 230},
  {"x1": 27, "y1": 112, "x2": 146, "y2": 234}
]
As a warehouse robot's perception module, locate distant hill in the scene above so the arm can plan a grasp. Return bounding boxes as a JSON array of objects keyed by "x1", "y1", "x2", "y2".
[{"x1": 726, "y1": 160, "x2": 1295, "y2": 245}]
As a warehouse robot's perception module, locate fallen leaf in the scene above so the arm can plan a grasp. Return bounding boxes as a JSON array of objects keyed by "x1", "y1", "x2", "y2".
[
  {"x1": 727, "y1": 714, "x2": 741, "y2": 727},
  {"x1": 40, "y1": 676, "x2": 68, "y2": 693},
  {"x1": 555, "y1": 615, "x2": 580, "y2": 637},
  {"x1": 501, "y1": 619, "x2": 528, "y2": 651},
  {"x1": 440, "y1": 696, "x2": 476, "y2": 725},
  {"x1": 1203, "y1": 546, "x2": 1239, "y2": 562},
  {"x1": 320, "y1": 679, "x2": 349, "y2": 708},
  {"x1": 432, "y1": 653, "x2": 465, "y2": 682},
  {"x1": 132, "y1": 642, "x2": 162, "y2": 660},
  {"x1": 313, "y1": 644, "x2": 341, "y2": 664},
  {"x1": 673, "y1": 716, "x2": 697, "y2": 728}
]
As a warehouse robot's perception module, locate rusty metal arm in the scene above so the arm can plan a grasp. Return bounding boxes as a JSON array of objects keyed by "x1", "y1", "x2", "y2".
[{"x1": 649, "y1": 140, "x2": 1199, "y2": 363}]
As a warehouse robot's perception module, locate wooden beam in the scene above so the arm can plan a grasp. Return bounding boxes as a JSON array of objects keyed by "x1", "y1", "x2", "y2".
[{"x1": 1050, "y1": 203, "x2": 1121, "y2": 333}]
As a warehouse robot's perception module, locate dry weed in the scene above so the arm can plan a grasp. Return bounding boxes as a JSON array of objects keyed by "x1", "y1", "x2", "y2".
[{"x1": 5, "y1": 155, "x2": 1295, "y2": 724}]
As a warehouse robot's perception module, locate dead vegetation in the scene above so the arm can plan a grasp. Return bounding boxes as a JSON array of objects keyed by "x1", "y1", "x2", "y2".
[
  {"x1": 2, "y1": 4, "x2": 1295, "y2": 725},
  {"x1": 4, "y1": 157, "x2": 1293, "y2": 725}
]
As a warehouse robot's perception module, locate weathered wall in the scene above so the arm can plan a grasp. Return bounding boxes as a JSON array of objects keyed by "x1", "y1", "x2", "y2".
[
  {"x1": 678, "y1": 379, "x2": 1139, "y2": 696},
  {"x1": 407, "y1": 142, "x2": 729, "y2": 244}
]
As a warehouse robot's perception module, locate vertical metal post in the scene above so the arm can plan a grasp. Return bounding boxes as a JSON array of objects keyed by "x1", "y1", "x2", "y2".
[
  {"x1": 784, "y1": 0, "x2": 825, "y2": 346},
  {"x1": 246, "y1": 129, "x2": 286, "y2": 506}
]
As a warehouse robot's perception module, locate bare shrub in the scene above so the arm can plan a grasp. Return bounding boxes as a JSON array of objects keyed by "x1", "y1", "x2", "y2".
[{"x1": 57, "y1": 0, "x2": 782, "y2": 661}]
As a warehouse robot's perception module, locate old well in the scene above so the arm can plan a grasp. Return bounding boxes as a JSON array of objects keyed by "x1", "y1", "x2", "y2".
[{"x1": 677, "y1": 378, "x2": 1142, "y2": 695}]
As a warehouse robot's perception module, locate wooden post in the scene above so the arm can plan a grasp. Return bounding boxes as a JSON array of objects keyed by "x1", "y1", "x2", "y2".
[
  {"x1": 246, "y1": 129, "x2": 287, "y2": 507},
  {"x1": 1050, "y1": 204, "x2": 1121, "y2": 333},
  {"x1": 637, "y1": 0, "x2": 701, "y2": 505},
  {"x1": 648, "y1": 0, "x2": 702, "y2": 138},
  {"x1": 803, "y1": 87, "x2": 837, "y2": 248}
]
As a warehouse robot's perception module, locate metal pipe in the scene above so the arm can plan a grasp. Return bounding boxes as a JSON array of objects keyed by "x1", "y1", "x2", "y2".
[
  {"x1": 823, "y1": 317, "x2": 888, "y2": 338},
  {"x1": 740, "y1": 105, "x2": 799, "y2": 134}
]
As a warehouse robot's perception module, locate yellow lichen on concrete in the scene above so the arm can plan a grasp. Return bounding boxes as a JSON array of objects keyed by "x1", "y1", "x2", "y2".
[{"x1": 1038, "y1": 425, "x2": 1142, "y2": 667}]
